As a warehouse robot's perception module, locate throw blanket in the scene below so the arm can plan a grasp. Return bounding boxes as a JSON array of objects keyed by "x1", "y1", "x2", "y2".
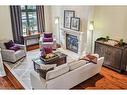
[{"x1": 80, "y1": 54, "x2": 97, "y2": 64}]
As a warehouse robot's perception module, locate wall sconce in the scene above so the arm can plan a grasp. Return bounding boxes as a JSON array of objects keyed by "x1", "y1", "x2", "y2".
[{"x1": 89, "y1": 21, "x2": 94, "y2": 53}]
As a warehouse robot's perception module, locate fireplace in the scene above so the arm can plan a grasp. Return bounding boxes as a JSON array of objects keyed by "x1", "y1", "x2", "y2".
[
  {"x1": 60, "y1": 27, "x2": 85, "y2": 56},
  {"x1": 66, "y1": 34, "x2": 78, "y2": 53}
]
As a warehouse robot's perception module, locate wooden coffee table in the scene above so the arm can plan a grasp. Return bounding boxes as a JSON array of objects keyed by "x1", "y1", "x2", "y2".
[{"x1": 32, "y1": 52, "x2": 67, "y2": 71}]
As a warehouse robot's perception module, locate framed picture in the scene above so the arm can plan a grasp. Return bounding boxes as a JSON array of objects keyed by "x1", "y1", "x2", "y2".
[
  {"x1": 64, "y1": 10, "x2": 75, "y2": 29},
  {"x1": 71, "y1": 17, "x2": 80, "y2": 31}
]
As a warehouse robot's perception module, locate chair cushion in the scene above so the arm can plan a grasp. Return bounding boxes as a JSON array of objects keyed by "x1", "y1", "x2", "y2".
[
  {"x1": 4, "y1": 40, "x2": 15, "y2": 49},
  {"x1": 68, "y1": 60, "x2": 87, "y2": 71},
  {"x1": 9, "y1": 45, "x2": 20, "y2": 51},
  {"x1": 43, "y1": 38, "x2": 53, "y2": 42},
  {"x1": 44, "y1": 33, "x2": 52, "y2": 38},
  {"x1": 46, "y1": 64, "x2": 69, "y2": 80}
]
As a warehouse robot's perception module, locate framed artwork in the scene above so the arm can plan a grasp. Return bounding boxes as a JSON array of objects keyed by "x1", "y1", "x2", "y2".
[
  {"x1": 71, "y1": 17, "x2": 80, "y2": 31},
  {"x1": 64, "y1": 10, "x2": 75, "y2": 29}
]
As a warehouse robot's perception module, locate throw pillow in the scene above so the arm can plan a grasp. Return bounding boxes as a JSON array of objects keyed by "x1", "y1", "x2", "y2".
[
  {"x1": 9, "y1": 45, "x2": 20, "y2": 51},
  {"x1": 80, "y1": 54, "x2": 97, "y2": 64},
  {"x1": 44, "y1": 33, "x2": 52, "y2": 38},
  {"x1": 43, "y1": 46, "x2": 53, "y2": 54},
  {"x1": 4, "y1": 40, "x2": 15, "y2": 49},
  {"x1": 43, "y1": 38, "x2": 53, "y2": 42}
]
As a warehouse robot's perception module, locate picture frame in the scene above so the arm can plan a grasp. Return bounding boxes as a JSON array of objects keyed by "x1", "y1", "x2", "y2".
[
  {"x1": 64, "y1": 10, "x2": 75, "y2": 29},
  {"x1": 70, "y1": 17, "x2": 80, "y2": 31}
]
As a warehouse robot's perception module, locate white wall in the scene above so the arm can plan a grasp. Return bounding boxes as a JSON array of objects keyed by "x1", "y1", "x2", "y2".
[
  {"x1": 0, "y1": 6, "x2": 13, "y2": 40},
  {"x1": 50, "y1": 6, "x2": 93, "y2": 46},
  {"x1": 50, "y1": 6, "x2": 90, "y2": 32},
  {"x1": 44, "y1": 6, "x2": 52, "y2": 32},
  {"x1": 94, "y1": 6, "x2": 127, "y2": 42}
]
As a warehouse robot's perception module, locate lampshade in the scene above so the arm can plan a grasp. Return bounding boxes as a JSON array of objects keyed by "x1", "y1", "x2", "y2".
[
  {"x1": 55, "y1": 17, "x2": 59, "y2": 24},
  {"x1": 89, "y1": 21, "x2": 94, "y2": 31}
]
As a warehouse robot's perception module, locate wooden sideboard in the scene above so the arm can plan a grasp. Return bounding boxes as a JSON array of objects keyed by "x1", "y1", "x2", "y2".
[
  {"x1": 22, "y1": 33, "x2": 41, "y2": 46},
  {"x1": 94, "y1": 40, "x2": 127, "y2": 72}
]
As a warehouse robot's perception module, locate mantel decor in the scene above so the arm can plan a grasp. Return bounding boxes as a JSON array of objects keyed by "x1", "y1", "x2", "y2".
[
  {"x1": 71, "y1": 17, "x2": 80, "y2": 31},
  {"x1": 64, "y1": 10, "x2": 75, "y2": 29}
]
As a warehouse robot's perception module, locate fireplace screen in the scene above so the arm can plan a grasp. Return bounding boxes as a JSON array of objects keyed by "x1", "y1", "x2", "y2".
[{"x1": 66, "y1": 34, "x2": 78, "y2": 53}]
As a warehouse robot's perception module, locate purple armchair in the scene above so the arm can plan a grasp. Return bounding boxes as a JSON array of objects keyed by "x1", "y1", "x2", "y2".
[{"x1": 39, "y1": 33, "x2": 56, "y2": 50}]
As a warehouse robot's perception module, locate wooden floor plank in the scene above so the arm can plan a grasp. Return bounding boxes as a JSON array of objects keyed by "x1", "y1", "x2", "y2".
[
  {"x1": 0, "y1": 76, "x2": 15, "y2": 89},
  {"x1": 27, "y1": 44, "x2": 39, "y2": 51}
]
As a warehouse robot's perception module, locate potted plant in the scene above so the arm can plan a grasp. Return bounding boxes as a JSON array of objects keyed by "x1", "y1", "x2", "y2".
[
  {"x1": 96, "y1": 36, "x2": 110, "y2": 42},
  {"x1": 118, "y1": 39, "x2": 125, "y2": 46},
  {"x1": 105, "y1": 36, "x2": 109, "y2": 41}
]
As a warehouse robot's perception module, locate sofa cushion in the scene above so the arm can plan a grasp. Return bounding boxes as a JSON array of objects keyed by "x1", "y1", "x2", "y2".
[
  {"x1": 43, "y1": 38, "x2": 53, "y2": 42},
  {"x1": 40, "y1": 64, "x2": 57, "y2": 70},
  {"x1": 46, "y1": 64, "x2": 69, "y2": 80},
  {"x1": 4, "y1": 40, "x2": 15, "y2": 49},
  {"x1": 44, "y1": 33, "x2": 52, "y2": 38},
  {"x1": 68, "y1": 60, "x2": 87, "y2": 71}
]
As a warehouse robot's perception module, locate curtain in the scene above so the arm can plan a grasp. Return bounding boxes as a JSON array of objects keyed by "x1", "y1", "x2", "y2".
[
  {"x1": 10, "y1": 6, "x2": 23, "y2": 44},
  {"x1": 36, "y1": 6, "x2": 45, "y2": 33}
]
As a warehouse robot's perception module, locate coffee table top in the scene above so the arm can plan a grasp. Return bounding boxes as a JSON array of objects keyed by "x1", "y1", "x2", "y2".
[{"x1": 32, "y1": 52, "x2": 67, "y2": 65}]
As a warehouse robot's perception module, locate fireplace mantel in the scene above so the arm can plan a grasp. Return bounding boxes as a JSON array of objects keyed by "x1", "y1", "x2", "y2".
[
  {"x1": 60, "y1": 27, "x2": 84, "y2": 37},
  {"x1": 60, "y1": 27, "x2": 85, "y2": 56}
]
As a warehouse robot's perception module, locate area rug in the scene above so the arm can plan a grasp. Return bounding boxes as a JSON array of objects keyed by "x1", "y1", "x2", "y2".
[{"x1": 4, "y1": 48, "x2": 77, "y2": 89}]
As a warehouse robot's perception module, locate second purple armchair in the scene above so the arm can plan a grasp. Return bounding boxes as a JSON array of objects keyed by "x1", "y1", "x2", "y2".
[{"x1": 39, "y1": 32, "x2": 57, "y2": 50}]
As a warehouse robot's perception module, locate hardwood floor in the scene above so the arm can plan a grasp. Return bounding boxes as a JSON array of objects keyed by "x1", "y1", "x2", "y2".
[
  {"x1": 0, "y1": 76, "x2": 15, "y2": 89},
  {"x1": 26, "y1": 44, "x2": 39, "y2": 51},
  {"x1": 0, "y1": 66, "x2": 127, "y2": 89},
  {"x1": 72, "y1": 67, "x2": 127, "y2": 89}
]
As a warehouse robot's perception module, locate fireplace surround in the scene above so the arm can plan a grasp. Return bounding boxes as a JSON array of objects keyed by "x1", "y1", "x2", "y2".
[
  {"x1": 60, "y1": 27, "x2": 85, "y2": 56},
  {"x1": 66, "y1": 34, "x2": 78, "y2": 53}
]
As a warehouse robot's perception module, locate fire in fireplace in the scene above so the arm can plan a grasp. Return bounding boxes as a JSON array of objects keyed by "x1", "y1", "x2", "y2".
[{"x1": 66, "y1": 34, "x2": 78, "y2": 53}]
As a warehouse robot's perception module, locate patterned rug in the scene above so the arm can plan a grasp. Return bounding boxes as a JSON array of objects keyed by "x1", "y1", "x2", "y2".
[{"x1": 4, "y1": 48, "x2": 77, "y2": 89}]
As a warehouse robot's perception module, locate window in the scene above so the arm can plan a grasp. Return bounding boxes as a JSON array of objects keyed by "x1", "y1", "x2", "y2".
[{"x1": 21, "y1": 6, "x2": 38, "y2": 36}]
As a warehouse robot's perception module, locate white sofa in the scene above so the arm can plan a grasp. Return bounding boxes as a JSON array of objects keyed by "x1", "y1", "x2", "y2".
[
  {"x1": 30, "y1": 55, "x2": 104, "y2": 89},
  {"x1": 0, "y1": 39, "x2": 26, "y2": 63}
]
